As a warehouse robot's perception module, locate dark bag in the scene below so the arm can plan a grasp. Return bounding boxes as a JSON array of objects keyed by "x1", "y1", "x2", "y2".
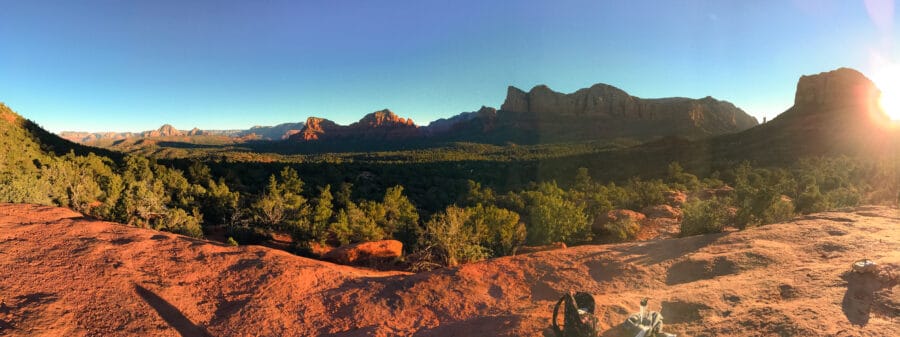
[{"x1": 552, "y1": 292, "x2": 600, "y2": 337}]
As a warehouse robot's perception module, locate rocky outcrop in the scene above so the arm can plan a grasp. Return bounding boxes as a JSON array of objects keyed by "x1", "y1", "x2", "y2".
[
  {"x1": 498, "y1": 83, "x2": 758, "y2": 135},
  {"x1": 291, "y1": 110, "x2": 421, "y2": 142},
  {"x1": 187, "y1": 127, "x2": 203, "y2": 136},
  {"x1": 794, "y1": 68, "x2": 881, "y2": 110},
  {"x1": 297, "y1": 117, "x2": 341, "y2": 141},
  {"x1": 664, "y1": 191, "x2": 687, "y2": 206},
  {"x1": 143, "y1": 124, "x2": 184, "y2": 138},
  {"x1": 426, "y1": 83, "x2": 758, "y2": 144}
]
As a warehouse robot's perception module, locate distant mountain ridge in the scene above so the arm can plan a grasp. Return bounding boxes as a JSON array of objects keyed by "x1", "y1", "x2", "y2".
[
  {"x1": 59, "y1": 122, "x2": 306, "y2": 143},
  {"x1": 59, "y1": 80, "x2": 761, "y2": 147}
]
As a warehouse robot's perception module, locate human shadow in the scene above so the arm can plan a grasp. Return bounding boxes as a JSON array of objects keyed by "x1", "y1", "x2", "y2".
[
  {"x1": 133, "y1": 284, "x2": 212, "y2": 337},
  {"x1": 840, "y1": 271, "x2": 886, "y2": 326}
]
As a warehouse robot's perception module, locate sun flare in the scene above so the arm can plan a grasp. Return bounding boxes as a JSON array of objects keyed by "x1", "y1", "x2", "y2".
[{"x1": 872, "y1": 64, "x2": 900, "y2": 121}]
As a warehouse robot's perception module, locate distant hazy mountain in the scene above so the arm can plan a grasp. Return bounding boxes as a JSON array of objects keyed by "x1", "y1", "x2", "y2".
[{"x1": 59, "y1": 122, "x2": 306, "y2": 143}]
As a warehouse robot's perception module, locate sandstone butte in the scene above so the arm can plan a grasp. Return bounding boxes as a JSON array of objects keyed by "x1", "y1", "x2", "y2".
[{"x1": 0, "y1": 203, "x2": 897, "y2": 336}]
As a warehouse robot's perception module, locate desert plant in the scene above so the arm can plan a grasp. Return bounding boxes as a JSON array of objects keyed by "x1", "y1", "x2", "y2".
[
  {"x1": 681, "y1": 198, "x2": 729, "y2": 236},
  {"x1": 603, "y1": 217, "x2": 641, "y2": 242}
]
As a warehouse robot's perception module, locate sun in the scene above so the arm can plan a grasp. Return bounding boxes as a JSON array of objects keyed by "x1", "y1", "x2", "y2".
[{"x1": 872, "y1": 64, "x2": 900, "y2": 121}]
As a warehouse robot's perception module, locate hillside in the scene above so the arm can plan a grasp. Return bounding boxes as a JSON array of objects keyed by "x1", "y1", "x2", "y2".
[{"x1": 1, "y1": 203, "x2": 896, "y2": 336}]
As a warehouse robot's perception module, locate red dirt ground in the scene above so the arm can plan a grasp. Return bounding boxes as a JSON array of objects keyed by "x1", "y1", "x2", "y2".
[{"x1": 0, "y1": 203, "x2": 897, "y2": 336}]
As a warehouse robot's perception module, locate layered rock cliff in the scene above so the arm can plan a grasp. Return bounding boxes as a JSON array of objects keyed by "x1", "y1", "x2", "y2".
[{"x1": 498, "y1": 83, "x2": 758, "y2": 138}]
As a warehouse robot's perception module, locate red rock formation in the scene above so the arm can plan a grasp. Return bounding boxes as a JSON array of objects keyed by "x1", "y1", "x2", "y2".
[
  {"x1": 498, "y1": 83, "x2": 758, "y2": 137},
  {"x1": 663, "y1": 190, "x2": 687, "y2": 206},
  {"x1": 292, "y1": 110, "x2": 420, "y2": 142},
  {"x1": 187, "y1": 127, "x2": 203, "y2": 136},
  {"x1": 142, "y1": 124, "x2": 184, "y2": 138}
]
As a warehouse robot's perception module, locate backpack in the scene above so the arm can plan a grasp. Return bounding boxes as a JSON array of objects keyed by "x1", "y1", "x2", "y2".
[{"x1": 552, "y1": 292, "x2": 600, "y2": 337}]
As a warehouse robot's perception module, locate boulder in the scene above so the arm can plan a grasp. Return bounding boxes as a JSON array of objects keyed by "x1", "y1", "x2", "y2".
[
  {"x1": 322, "y1": 240, "x2": 403, "y2": 265},
  {"x1": 642, "y1": 204, "x2": 682, "y2": 220}
]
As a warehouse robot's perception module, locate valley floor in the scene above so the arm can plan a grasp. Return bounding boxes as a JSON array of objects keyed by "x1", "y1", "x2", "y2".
[{"x1": 0, "y1": 203, "x2": 897, "y2": 336}]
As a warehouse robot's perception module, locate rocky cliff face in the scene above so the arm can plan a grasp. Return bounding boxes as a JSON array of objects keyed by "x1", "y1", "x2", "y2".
[
  {"x1": 292, "y1": 110, "x2": 421, "y2": 142},
  {"x1": 794, "y1": 67, "x2": 881, "y2": 110},
  {"x1": 708, "y1": 67, "x2": 898, "y2": 161},
  {"x1": 424, "y1": 83, "x2": 758, "y2": 144},
  {"x1": 762, "y1": 67, "x2": 890, "y2": 130},
  {"x1": 499, "y1": 83, "x2": 758, "y2": 133}
]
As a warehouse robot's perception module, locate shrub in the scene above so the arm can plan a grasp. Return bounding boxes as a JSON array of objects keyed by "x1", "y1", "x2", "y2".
[
  {"x1": 624, "y1": 177, "x2": 667, "y2": 210},
  {"x1": 227, "y1": 225, "x2": 273, "y2": 245},
  {"x1": 421, "y1": 206, "x2": 490, "y2": 267},
  {"x1": 681, "y1": 198, "x2": 728, "y2": 236},
  {"x1": 521, "y1": 182, "x2": 590, "y2": 245},
  {"x1": 603, "y1": 217, "x2": 641, "y2": 242},
  {"x1": 761, "y1": 197, "x2": 795, "y2": 224},
  {"x1": 226, "y1": 237, "x2": 238, "y2": 246}
]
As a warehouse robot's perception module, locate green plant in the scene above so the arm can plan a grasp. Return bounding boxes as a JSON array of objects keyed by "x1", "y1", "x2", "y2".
[
  {"x1": 226, "y1": 237, "x2": 239, "y2": 246},
  {"x1": 603, "y1": 217, "x2": 640, "y2": 242},
  {"x1": 681, "y1": 198, "x2": 729, "y2": 236}
]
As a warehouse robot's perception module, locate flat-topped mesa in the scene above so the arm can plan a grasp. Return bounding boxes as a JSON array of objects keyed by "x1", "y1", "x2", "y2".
[
  {"x1": 502, "y1": 83, "x2": 638, "y2": 116},
  {"x1": 495, "y1": 82, "x2": 758, "y2": 138},
  {"x1": 794, "y1": 67, "x2": 881, "y2": 110}
]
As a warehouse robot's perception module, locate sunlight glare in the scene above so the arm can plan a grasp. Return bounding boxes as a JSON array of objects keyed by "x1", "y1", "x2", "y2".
[{"x1": 872, "y1": 63, "x2": 900, "y2": 120}]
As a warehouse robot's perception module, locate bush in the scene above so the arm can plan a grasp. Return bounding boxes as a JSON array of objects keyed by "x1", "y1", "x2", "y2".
[
  {"x1": 681, "y1": 198, "x2": 728, "y2": 236},
  {"x1": 522, "y1": 182, "x2": 589, "y2": 245},
  {"x1": 603, "y1": 217, "x2": 641, "y2": 242},
  {"x1": 226, "y1": 237, "x2": 239, "y2": 246},
  {"x1": 761, "y1": 197, "x2": 795, "y2": 224},
  {"x1": 227, "y1": 225, "x2": 273, "y2": 245},
  {"x1": 624, "y1": 178, "x2": 667, "y2": 210},
  {"x1": 420, "y1": 206, "x2": 490, "y2": 267}
]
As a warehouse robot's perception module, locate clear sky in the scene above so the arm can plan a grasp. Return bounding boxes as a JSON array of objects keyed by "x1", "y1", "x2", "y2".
[{"x1": 1, "y1": 0, "x2": 898, "y2": 132}]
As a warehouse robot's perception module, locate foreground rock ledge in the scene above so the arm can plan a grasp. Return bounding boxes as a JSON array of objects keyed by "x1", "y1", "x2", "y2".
[{"x1": 0, "y1": 203, "x2": 897, "y2": 336}]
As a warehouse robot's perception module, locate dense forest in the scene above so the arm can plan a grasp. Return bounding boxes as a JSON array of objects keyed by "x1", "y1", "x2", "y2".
[{"x1": 2, "y1": 103, "x2": 899, "y2": 269}]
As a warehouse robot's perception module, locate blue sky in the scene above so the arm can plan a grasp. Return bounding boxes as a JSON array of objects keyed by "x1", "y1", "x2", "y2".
[{"x1": 1, "y1": 0, "x2": 897, "y2": 132}]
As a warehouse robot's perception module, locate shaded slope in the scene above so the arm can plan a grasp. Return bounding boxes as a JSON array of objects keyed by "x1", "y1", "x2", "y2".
[
  {"x1": 1, "y1": 103, "x2": 119, "y2": 159},
  {"x1": 1, "y1": 203, "x2": 896, "y2": 336}
]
